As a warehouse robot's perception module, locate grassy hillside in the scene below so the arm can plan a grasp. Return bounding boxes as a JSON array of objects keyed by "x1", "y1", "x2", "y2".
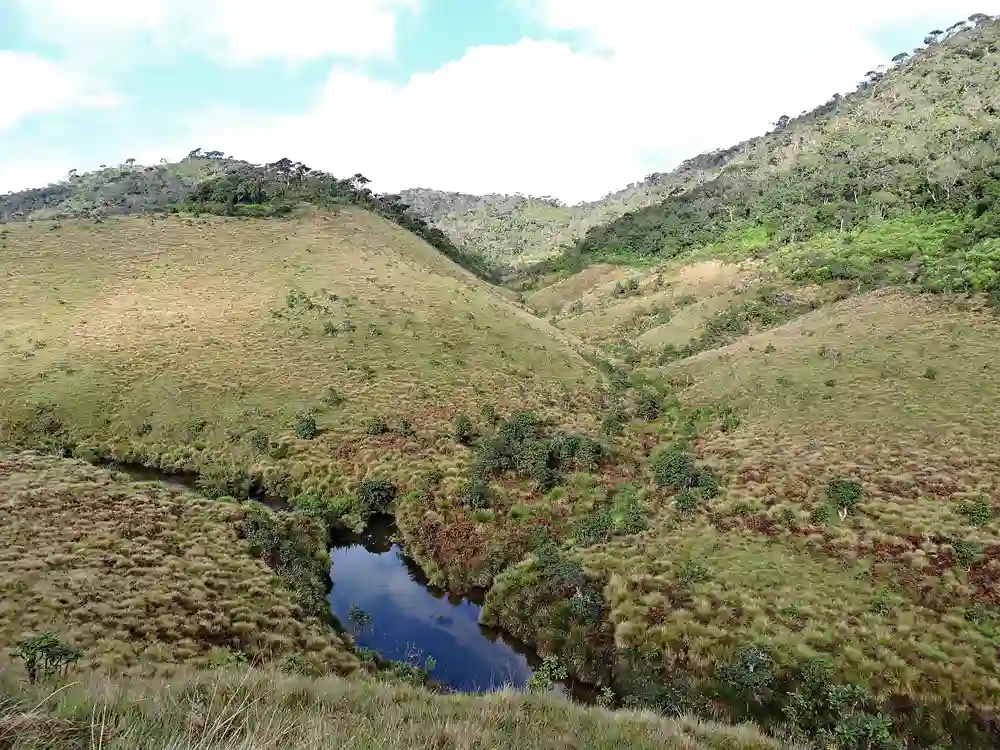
[
  {"x1": 0, "y1": 667, "x2": 791, "y2": 750},
  {"x1": 407, "y1": 18, "x2": 1000, "y2": 274},
  {"x1": 468, "y1": 16, "x2": 1000, "y2": 748},
  {"x1": 0, "y1": 208, "x2": 600, "y2": 503},
  {"x1": 502, "y1": 271, "x2": 1000, "y2": 746},
  {"x1": 0, "y1": 152, "x2": 497, "y2": 282},
  {"x1": 4, "y1": 14, "x2": 1000, "y2": 750}
]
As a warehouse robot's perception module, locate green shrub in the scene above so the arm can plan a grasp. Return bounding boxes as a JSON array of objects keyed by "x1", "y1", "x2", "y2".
[
  {"x1": 526, "y1": 655, "x2": 569, "y2": 693},
  {"x1": 355, "y1": 478, "x2": 397, "y2": 517},
  {"x1": 677, "y1": 559, "x2": 709, "y2": 585},
  {"x1": 321, "y1": 387, "x2": 344, "y2": 407},
  {"x1": 634, "y1": 391, "x2": 662, "y2": 421},
  {"x1": 958, "y1": 495, "x2": 995, "y2": 527},
  {"x1": 294, "y1": 416, "x2": 318, "y2": 440},
  {"x1": 293, "y1": 493, "x2": 352, "y2": 526},
  {"x1": 479, "y1": 403, "x2": 498, "y2": 425},
  {"x1": 237, "y1": 505, "x2": 329, "y2": 616},
  {"x1": 953, "y1": 539, "x2": 983, "y2": 568},
  {"x1": 363, "y1": 417, "x2": 388, "y2": 435},
  {"x1": 810, "y1": 504, "x2": 834, "y2": 525},
  {"x1": 651, "y1": 448, "x2": 696, "y2": 490},
  {"x1": 601, "y1": 406, "x2": 628, "y2": 435},
  {"x1": 11, "y1": 633, "x2": 82, "y2": 684},
  {"x1": 826, "y1": 479, "x2": 863, "y2": 510},
  {"x1": 453, "y1": 413, "x2": 474, "y2": 444},
  {"x1": 675, "y1": 488, "x2": 701, "y2": 513},
  {"x1": 460, "y1": 477, "x2": 492, "y2": 510},
  {"x1": 250, "y1": 431, "x2": 270, "y2": 453}
]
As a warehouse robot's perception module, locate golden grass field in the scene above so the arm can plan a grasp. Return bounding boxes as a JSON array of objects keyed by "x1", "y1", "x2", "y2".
[{"x1": 0, "y1": 452, "x2": 356, "y2": 678}]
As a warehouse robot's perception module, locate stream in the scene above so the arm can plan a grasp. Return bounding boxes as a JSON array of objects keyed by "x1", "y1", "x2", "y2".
[{"x1": 97, "y1": 460, "x2": 594, "y2": 698}]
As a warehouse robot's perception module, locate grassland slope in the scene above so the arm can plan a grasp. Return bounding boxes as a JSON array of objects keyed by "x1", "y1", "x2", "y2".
[
  {"x1": 0, "y1": 451, "x2": 356, "y2": 678},
  {"x1": 0, "y1": 208, "x2": 602, "y2": 516}
]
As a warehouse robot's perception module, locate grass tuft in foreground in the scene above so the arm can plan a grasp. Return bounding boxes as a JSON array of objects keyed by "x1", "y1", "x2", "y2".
[{"x1": 0, "y1": 666, "x2": 793, "y2": 750}]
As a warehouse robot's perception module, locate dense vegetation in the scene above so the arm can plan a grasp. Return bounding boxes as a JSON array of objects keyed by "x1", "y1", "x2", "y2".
[{"x1": 554, "y1": 15, "x2": 1000, "y2": 298}]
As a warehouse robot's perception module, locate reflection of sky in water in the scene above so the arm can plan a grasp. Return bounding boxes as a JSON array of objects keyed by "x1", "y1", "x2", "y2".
[{"x1": 329, "y1": 539, "x2": 534, "y2": 692}]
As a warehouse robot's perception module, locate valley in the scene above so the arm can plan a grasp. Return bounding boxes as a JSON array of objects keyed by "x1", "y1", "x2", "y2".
[{"x1": 2, "y1": 12, "x2": 1000, "y2": 750}]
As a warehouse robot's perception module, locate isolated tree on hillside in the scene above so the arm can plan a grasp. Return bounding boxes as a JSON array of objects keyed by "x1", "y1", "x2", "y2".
[
  {"x1": 124, "y1": 157, "x2": 135, "y2": 169},
  {"x1": 969, "y1": 13, "x2": 992, "y2": 26},
  {"x1": 891, "y1": 52, "x2": 909, "y2": 64},
  {"x1": 188, "y1": 148, "x2": 203, "y2": 158},
  {"x1": 67, "y1": 169, "x2": 78, "y2": 181}
]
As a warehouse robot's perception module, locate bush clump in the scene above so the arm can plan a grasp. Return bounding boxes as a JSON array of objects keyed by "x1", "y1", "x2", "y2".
[
  {"x1": 634, "y1": 391, "x2": 662, "y2": 421},
  {"x1": 355, "y1": 478, "x2": 397, "y2": 517},
  {"x1": 294, "y1": 416, "x2": 318, "y2": 440},
  {"x1": 452, "y1": 413, "x2": 474, "y2": 444},
  {"x1": 469, "y1": 411, "x2": 604, "y2": 490},
  {"x1": 237, "y1": 505, "x2": 329, "y2": 617},
  {"x1": 460, "y1": 477, "x2": 492, "y2": 509},
  {"x1": 363, "y1": 417, "x2": 388, "y2": 435},
  {"x1": 826, "y1": 479, "x2": 863, "y2": 511}
]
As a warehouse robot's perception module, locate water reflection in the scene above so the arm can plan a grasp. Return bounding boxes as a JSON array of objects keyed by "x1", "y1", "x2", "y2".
[{"x1": 329, "y1": 517, "x2": 534, "y2": 692}]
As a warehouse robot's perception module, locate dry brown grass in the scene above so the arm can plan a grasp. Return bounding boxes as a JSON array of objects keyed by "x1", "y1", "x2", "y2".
[{"x1": 0, "y1": 452, "x2": 356, "y2": 678}]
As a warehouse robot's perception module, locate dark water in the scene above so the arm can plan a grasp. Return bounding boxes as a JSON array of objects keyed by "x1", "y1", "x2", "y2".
[
  {"x1": 97, "y1": 459, "x2": 289, "y2": 510},
  {"x1": 328, "y1": 517, "x2": 538, "y2": 692}
]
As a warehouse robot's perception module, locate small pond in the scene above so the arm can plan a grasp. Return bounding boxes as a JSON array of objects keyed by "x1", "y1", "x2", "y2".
[{"x1": 328, "y1": 517, "x2": 538, "y2": 692}]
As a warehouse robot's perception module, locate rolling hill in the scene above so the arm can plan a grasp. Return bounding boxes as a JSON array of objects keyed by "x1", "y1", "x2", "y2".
[
  {"x1": 398, "y1": 149, "x2": 734, "y2": 268},
  {"x1": 0, "y1": 202, "x2": 787, "y2": 749},
  {"x1": 3, "y1": 11, "x2": 1000, "y2": 750}
]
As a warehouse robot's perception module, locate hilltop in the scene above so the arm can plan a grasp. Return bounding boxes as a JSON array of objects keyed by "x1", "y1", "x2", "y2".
[{"x1": 0, "y1": 150, "x2": 496, "y2": 281}]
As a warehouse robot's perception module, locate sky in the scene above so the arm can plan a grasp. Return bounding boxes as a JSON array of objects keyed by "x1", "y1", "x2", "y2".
[{"x1": 1, "y1": 1, "x2": 998, "y2": 203}]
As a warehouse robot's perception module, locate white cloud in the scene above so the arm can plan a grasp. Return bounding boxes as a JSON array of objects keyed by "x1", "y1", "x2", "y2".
[
  {"x1": 149, "y1": 2, "x2": 998, "y2": 203},
  {"x1": 16, "y1": 0, "x2": 418, "y2": 64},
  {"x1": 0, "y1": 51, "x2": 119, "y2": 134},
  {"x1": 7, "y1": 2, "x2": 1000, "y2": 202}
]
